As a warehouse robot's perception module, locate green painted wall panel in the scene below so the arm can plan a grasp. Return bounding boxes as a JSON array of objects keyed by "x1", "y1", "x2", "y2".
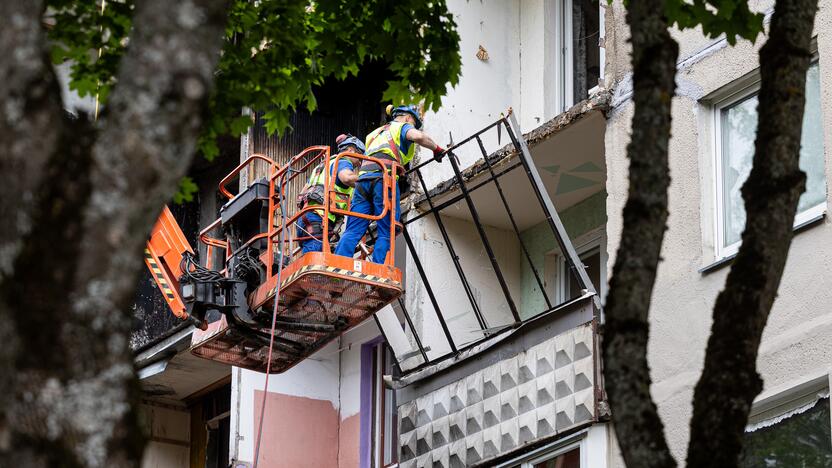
[{"x1": 518, "y1": 190, "x2": 606, "y2": 319}]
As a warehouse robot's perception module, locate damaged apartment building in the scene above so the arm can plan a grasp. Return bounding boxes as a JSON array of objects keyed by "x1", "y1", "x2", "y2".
[{"x1": 131, "y1": 0, "x2": 832, "y2": 467}]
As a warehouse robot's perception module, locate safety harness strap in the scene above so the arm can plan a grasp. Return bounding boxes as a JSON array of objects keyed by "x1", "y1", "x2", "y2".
[{"x1": 355, "y1": 178, "x2": 379, "y2": 203}]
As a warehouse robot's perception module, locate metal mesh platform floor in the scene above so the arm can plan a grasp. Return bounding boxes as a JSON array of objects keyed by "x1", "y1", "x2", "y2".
[{"x1": 191, "y1": 253, "x2": 403, "y2": 373}]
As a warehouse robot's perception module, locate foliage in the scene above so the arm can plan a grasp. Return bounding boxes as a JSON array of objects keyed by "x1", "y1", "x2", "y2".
[
  {"x1": 172, "y1": 176, "x2": 199, "y2": 204},
  {"x1": 665, "y1": 0, "x2": 764, "y2": 44},
  {"x1": 47, "y1": 0, "x2": 133, "y2": 105},
  {"x1": 613, "y1": 0, "x2": 765, "y2": 44},
  {"x1": 46, "y1": 0, "x2": 462, "y2": 164}
]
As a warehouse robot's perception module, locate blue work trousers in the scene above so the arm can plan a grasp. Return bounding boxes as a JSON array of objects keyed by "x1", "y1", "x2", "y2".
[
  {"x1": 296, "y1": 212, "x2": 323, "y2": 254},
  {"x1": 335, "y1": 177, "x2": 400, "y2": 263}
]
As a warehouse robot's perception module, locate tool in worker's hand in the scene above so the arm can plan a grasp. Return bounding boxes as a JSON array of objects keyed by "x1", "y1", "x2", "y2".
[
  {"x1": 443, "y1": 131, "x2": 460, "y2": 165},
  {"x1": 498, "y1": 112, "x2": 504, "y2": 145}
]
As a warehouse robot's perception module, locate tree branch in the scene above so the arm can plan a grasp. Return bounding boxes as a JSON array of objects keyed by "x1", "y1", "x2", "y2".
[
  {"x1": 686, "y1": 0, "x2": 818, "y2": 465},
  {"x1": 602, "y1": 0, "x2": 679, "y2": 466},
  {"x1": 0, "y1": 0, "x2": 229, "y2": 465}
]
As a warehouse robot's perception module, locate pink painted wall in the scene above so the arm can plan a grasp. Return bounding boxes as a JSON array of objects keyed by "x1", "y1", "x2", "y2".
[
  {"x1": 338, "y1": 413, "x2": 360, "y2": 468},
  {"x1": 253, "y1": 391, "x2": 339, "y2": 468}
]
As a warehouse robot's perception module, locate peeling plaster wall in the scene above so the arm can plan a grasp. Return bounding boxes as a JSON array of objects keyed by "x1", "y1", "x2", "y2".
[
  {"x1": 420, "y1": 0, "x2": 521, "y2": 187},
  {"x1": 251, "y1": 390, "x2": 340, "y2": 467},
  {"x1": 229, "y1": 319, "x2": 383, "y2": 467},
  {"x1": 420, "y1": 0, "x2": 561, "y2": 190},
  {"x1": 230, "y1": 340, "x2": 341, "y2": 465},
  {"x1": 604, "y1": 0, "x2": 832, "y2": 465}
]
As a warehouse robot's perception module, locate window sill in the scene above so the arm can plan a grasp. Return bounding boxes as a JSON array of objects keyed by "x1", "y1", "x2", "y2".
[{"x1": 699, "y1": 211, "x2": 826, "y2": 275}]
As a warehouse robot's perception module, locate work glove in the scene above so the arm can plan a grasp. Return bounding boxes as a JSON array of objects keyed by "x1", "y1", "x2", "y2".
[{"x1": 433, "y1": 145, "x2": 446, "y2": 162}]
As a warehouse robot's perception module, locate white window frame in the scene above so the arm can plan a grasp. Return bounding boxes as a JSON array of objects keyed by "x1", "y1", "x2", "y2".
[
  {"x1": 547, "y1": 228, "x2": 607, "y2": 305},
  {"x1": 712, "y1": 58, "x2": 826, "y2": 259},
  {"x1": 524, "y1": 440, "x2": 584, "y2": 468},
  {"x1": 371, "y1": 343, "x2": 398, "y2": 468},
  {"x1": 554, "y1": 0, "x2": 605, "y2": 114},
  {"x1": 496, "y1": 432, "x2": 587, "y2": 468}
]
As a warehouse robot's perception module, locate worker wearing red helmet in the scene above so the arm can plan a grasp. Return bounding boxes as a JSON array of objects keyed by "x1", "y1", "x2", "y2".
[
  {"x1": 296, "y1": 134, "x2": 364, "y2": 254},
  {"x1": 335, "y1": 104, "x2": 445, "y2": 263}
]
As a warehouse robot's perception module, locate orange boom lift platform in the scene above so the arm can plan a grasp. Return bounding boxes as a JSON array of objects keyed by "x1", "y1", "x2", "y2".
[{"x1": 145, "y1": 146, "x2": 403, "y2": 373}]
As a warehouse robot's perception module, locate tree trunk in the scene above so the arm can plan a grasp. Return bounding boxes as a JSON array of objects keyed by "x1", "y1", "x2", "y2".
[
  {"x1": 0, "y1": 0, "x2": 229, "y2": 466},
  {"x1": 602, "y1": 0, "x2": 679, "y2": 466},
  {"x1": 686, "y1": 0, "x2": 818, "y2": 465},
  {"x1": 0, "y1": 0, "x2": 64, "y2": 455}
]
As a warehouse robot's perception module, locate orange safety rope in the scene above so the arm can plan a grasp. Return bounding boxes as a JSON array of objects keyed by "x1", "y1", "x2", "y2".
[{"x1": 252, "y1": 171, "x2": 289, "y2": 468}]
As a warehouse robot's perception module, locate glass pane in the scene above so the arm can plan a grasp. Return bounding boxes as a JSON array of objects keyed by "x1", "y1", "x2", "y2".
[
  {"x1": 720, "y1": 62, "x2": 826, "y2": 249},
  {"x1": 721, "y1": 95, "x2": 757, "y2": 247},
  {"x1": 798, "y1": 63, "x2": 826, "y2": 212},
  {"x1": 534, "y1": 446, "x2": 581, "y2": 468},
  {"x1": 740, "y1": 397, "x2": 832, "y2": 467},
  {"x1": 567, "y1": 249, "x2": 600, "y2": 299},
  {"x1": 572, "y1": 0, "x2": 601, "y2": 103}
]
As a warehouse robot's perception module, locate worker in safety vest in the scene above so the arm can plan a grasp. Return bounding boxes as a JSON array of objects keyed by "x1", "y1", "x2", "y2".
[
  {"x1": 335, "y1": 104, "x2": 445, "y2": 263},
  {"x1": 296, "y1": 134, "x2": 364, "y2": 254}
]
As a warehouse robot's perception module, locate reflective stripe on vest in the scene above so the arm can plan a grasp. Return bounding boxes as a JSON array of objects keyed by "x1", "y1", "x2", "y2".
[
  {"x1": 360, "y1": 121, "x2": 415, "y2": 175},
  {"x1": 307, "y1": 160, "x2": 354, "y2": 221}
]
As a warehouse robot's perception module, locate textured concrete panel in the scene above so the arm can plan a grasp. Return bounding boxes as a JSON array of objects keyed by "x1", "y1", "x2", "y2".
[
  {"x1": 432, "y1": 417, "x2": 450, "y2": 449},
  {"x1": 398, "y1": 323, "x2": 596, "y2": 465},
  {"x1": 449, "y1": 410, "x2": 466, "y2": 443},
  {"x1": 448, "y1": 440, "x2": 466, "y2": 468},
  {"x1": 417, "y1": 393, "x2": 434, "y2": 428},
  {"x1": 417, "y1": 424, "x2": 433, "y2": 456},
  {"x1": 449, "y1": 380, "x2": 466, "y2": 413},
  {"x1": 482, "y1": 395, "x2": 501, "y2": 429},
  {"x1": 433, "y1": 386, "x2": 450, "y2": 420}
]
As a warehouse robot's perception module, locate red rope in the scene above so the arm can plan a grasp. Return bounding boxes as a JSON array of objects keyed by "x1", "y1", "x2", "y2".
[{"x1": 252, "y1": 173, "x2": 289, "y2": 468}]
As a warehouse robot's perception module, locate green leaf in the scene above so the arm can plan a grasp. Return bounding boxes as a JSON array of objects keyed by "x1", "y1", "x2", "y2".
[
  {"x1": 46, "y1": 0, "x2": 463, "y2": 160},
  {"x1": 663, "y1": 0, "x2": 764, "y2": 44},
  {"x1": 173, "y1": 176, "x2": 199, "y2": 204}
]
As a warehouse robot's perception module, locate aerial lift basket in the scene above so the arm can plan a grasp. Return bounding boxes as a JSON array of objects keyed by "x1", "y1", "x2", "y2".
[{"x1": 178, "y1": 147, "x2": 403, "y2": 373}]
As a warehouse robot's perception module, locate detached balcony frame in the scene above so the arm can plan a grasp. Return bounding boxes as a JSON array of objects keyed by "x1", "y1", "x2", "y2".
[{"x1": 374, "y1": 112, "x2": 602, "y2": 380}]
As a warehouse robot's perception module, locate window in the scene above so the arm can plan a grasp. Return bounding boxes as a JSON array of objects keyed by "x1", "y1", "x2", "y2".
[
  {"x1": 714, "y1": 61, "x2": 826, "y2": 258},
  {"x1": 371, "y1": 343, "x2": 398, "y2": 468},
  {"x1": 546, "y1": 231, "x2": 605, "y2": 304},
  {"x1": 741, "y1": 394, "x2": 831, "y2": 467},
  {"x1": 556, "y1": 0, "x2": 603, "y2": 113},
  {"x1": 507, "y1": 441, "x2": 582, "y2": 468},
  {"x1": 564, "y1": 248, "x2": 601, "y2": 300}
]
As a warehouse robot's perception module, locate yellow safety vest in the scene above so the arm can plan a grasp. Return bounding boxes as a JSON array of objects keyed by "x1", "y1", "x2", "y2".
[
  {"x1": 307, "y1": 159, "x2": 354, "y2": 222},
  {"x1": 360, "y1": 121, "x2": 415, "y2": 175}
]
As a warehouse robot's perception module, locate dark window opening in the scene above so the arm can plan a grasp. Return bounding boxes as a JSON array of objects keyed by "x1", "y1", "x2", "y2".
[
  {"x1": 190, "y1": 383, "x2": 232, "y2": 468},
  {"x1": 572, "y1": 0, "x2": 601, "y2": 103},
  {"x1": 567, "y1": 248, "x2": 600, "y2": 299}
]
